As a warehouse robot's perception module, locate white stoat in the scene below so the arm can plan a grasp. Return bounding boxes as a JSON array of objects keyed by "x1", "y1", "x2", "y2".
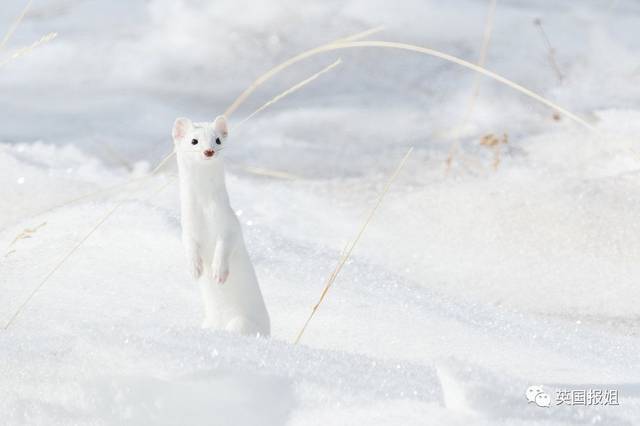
[{"x1": 172, "y1": 115, "x2": 270, "y2": 336}]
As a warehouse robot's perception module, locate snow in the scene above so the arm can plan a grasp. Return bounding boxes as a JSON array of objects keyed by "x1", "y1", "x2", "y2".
[{"x1": 1, "y1": 0, "x2": 640, "y2": 424}]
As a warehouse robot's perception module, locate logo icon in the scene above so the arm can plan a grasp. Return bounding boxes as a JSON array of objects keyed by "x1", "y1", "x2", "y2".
[{"x1": 526, "y1": 385, "x2": 551, "y2": 407}]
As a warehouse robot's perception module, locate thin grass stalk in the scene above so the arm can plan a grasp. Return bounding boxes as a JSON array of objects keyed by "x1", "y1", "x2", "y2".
[
  {"x1": 4, "y1": 221, "x2": 46, "y2": 257},
  {"x1": 294, "y1": 241, "x2": 349, "y2": 344},
  {"x1": 294, "y1": 147, "x2": 413, "y2": 344},
  {"x1": 534, "y1": 18, "x2": 564, "y2": 82},
  {"x1": 0, "y1": 32, "x2": 58, "y2": 70},
  {"x1": 0, "y1": 0, "x2": 33, "y2": 50},
  {"x1": 327, "y1": 41, "x2": 594, "y2": 131},
  {"x1": 234, "y1": 165, "x2": 301, "y2": 180},
  {"x1": 224, "y1": 27, "x2": 384, "y2": 117},
  {"x1": 23, "y1": 175, "x2": 154, "y2": 220},
  {"x1": 228, "y1": 36, "x2": 594, "y2": 131},
  {"x1": 237, "y1": 58, "x2": 342, "y2": 127},
  {"x1": 462, "y1": 0, "x2": 497, "y2": 122},
  {"x1": 16, "y1": 143, "x2": 180, "y2": 220},
  {"x1": 2, "y1": 178, "x2": 174, "y2": 330},
  {"x1": 334, "y1": 26, "x2": 385, "y2": 43},
  {"x1": 97, "y1": 143, "x2": 134, "y2": 171},
  {"x1": 446, "y1": 0, "x2": 497, "y2": 172}
]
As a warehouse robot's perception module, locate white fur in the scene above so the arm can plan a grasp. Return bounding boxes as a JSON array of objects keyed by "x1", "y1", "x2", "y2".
[{"x1": 172, "y1": 116, "x2": 270, "y2": 336}]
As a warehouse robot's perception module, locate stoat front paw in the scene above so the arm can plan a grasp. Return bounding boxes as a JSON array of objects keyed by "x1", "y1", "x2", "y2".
[
  {"x1": 211, "y1": 260, "x2": 230, "y2": 284},
  {"x1": 188, "y1": 255, "x2": 204, "y2": 279}
]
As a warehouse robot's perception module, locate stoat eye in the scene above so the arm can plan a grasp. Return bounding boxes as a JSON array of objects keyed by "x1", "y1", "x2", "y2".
[
  {"x1": 191, "y1": 138, "x2": 198, "y2": 145},
  {"x1": 215, "y1": 137, "x2": 221, "y2": 145}
]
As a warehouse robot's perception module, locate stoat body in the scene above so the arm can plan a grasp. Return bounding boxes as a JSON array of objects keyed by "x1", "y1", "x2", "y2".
[{"x1": 172, "y1": 116, "x2": 270, "y2": 336}]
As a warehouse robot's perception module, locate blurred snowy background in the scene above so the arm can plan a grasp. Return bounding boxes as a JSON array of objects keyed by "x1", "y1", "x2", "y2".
[{"x1": 1, "y1": 0, "x2": 640, "y2": 424}]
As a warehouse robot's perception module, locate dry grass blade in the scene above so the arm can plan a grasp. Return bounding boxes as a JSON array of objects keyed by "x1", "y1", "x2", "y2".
[
  {"x1": 335, "y1": 25, "x2": 385, "y2": 43},
  {"x1": 480, "y1": 133, "x2": 508, "y2": 170},
  {"x1": 40, "y1": 147, "x2": 176, "y2": 215},
  {"x1": 294, "y1": 147, "x2": 413, "y2": 344},
  {"x1": 22, "y1": 173, "x2": 158, "y2": 221},
  {"x1": 2, "y1": 178, "x2": 174, "y2": 330},
  {"x1": 0, "y1": 0, "x2": 33, "y2": 50},
  {"x1": 237, "y1": 58, "x2": 342, "y2": 127},
  {"x1": 463, "y1": 0, "x2": 496, "y2": 122},
  {"x1": 294, "y1": 241, "x2": 349, "y2": 343},
  {"x1": 4, "y1": 221, "x2": 46, "y2": 257},
  {"x1": 97, "y1": 143, "x2": 134, "y2": 171},
  {"x1": 314, "y1": 41, "x2": 595, "y2": 132},
  {"x1": 228, "y1": 30, "x2": 593, "y2": 133},
  {"x1": 9, "y1": 221, "x2": 47, "y2": 245},
  {"x1": 446, "y1": 0, "x2": 497, "y2": 172},
  {"x1": 533, "y1": 18, "x2": 564, "y2": 83},
  {"x1": 0, "y1": 32, "x2": 58, "y2": 69},
  {"x1": 236, "y1": 165, "x2": 302, "y2": 180},
  {"x1": 148, "y1": 149, "x2": 177, "y2": 176},
  {"x1": 224, "y1": 27, "x2": 384, "y2": 117}
]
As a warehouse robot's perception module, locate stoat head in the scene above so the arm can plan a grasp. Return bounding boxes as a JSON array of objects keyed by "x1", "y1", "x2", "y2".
[{"x1": 172, "y1": 115, "x2": 229, "y2": 163}]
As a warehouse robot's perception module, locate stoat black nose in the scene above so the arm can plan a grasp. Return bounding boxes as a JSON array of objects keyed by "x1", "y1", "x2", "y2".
[{"x1": 204, "y1": 150, "x2": 214, "y2": 157}]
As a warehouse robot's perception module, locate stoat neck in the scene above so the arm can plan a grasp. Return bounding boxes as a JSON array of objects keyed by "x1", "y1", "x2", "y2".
[{"x1": 176, "y1": 154, "x2": 230, "y2": 206}]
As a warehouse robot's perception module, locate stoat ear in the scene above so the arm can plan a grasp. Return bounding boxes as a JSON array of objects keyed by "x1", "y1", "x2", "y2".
[
  {"x1": 172, "y1": 117, "x2": 192, "y2": 143},
  {"x1": 213, "y1": 115, "x2": 229, "y2": 139}
]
